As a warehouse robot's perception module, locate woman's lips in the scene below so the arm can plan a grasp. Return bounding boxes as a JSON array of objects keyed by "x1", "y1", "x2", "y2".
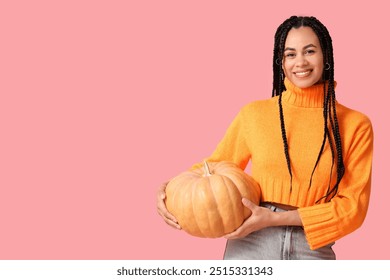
[{"x1": 294, "y1": 70, "x2": 312, "y2": 78}]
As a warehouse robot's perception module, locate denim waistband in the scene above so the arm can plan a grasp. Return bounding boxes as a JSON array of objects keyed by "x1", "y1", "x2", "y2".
[{"x1": 260, "y1": 202, "x2": 288, "y2": 212}]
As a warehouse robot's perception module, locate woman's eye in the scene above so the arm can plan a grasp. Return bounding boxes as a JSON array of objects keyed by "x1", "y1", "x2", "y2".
[
  {"x1": 285, "y1": 53, "x2": 295, "y2": 58},
  {"x1": 305, "y1": 49, "x2": 315, "y2": 54}
]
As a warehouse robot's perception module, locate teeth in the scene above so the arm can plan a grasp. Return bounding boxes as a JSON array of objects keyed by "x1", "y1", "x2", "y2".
[{"x1": 295, "y1": 70, "x2": 311, "y2": 77}]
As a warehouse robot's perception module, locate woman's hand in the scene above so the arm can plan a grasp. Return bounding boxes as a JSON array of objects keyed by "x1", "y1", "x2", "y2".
[
  {"x1": 156, "y1": 182, "x2": 181, "y2": 230},
  {"x1": 224, "y1": 198, "x2": 273, "y2": 239},
  {"x1": 224, "y1": 198, "x2": 302, "y2": 239}
]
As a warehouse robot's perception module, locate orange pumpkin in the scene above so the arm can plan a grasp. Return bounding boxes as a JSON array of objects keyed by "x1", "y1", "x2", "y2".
[{"x1": 165, "y1": 161, "x2": 261, "y2": 238}]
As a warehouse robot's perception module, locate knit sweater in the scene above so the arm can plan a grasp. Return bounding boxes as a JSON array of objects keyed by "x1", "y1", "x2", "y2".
[{"x1": 193, "y1": 78, "x2": 373, "y2": 250}]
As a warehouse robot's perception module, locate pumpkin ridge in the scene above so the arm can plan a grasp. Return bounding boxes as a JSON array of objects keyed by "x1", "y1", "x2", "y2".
[
  {"x1": 205, "y1": 176, "x2": 224, "y2": 237},
  {"x1": 220, "y1": 175, "x2": 243, "y2": 234},
  {"x1": 193, "y1": 176, "x2": 218, "y2": 237},
  {"x1": 190, "y1": 179, "x2": 203, "y2": 237},
  {"x1": 168, "y1": 175, "x2": 201, "y2": 235}
]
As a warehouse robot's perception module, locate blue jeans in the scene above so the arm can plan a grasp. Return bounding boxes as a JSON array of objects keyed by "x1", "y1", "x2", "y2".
[{"x1": 223, "y1": 203, "x2": 336, "y2": 260}]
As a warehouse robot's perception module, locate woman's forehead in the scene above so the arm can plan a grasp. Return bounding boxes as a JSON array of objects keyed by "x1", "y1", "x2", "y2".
[{"x1": 284, "y1": 27, "x2": 320, "y2": 48}]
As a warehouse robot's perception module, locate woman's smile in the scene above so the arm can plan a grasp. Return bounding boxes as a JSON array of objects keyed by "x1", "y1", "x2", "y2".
[{"x1": 294, "y1": 69, "x2": 313, "y2": 78}]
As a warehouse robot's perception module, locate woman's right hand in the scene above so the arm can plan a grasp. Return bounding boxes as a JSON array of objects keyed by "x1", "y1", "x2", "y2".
[{"x1": 156, "y1": 182, "x2": 181, "y2": 230}]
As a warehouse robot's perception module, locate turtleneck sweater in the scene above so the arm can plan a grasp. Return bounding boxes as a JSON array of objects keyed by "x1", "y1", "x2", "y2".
[{"x1": 192, "y1": 78, "x2": 373, "y2": 250}]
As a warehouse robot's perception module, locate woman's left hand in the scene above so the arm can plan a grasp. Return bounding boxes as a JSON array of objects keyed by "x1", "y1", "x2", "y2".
[{"x1": 224, "y1": 198, "x2": 273, "y2": 239}]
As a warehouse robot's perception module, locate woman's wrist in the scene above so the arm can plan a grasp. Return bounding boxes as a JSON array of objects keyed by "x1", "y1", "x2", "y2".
[{"x1": 271, "y1": 210, "x2": 302, "y2": 227}]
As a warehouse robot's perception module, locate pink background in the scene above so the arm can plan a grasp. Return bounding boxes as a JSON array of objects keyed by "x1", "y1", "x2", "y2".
[{"x1": 1, "y1": 1, "x2": 388, "y2": 259}]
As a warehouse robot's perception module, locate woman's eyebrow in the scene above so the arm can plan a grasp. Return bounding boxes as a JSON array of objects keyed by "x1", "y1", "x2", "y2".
[
  {"x1": 284, "y1": 44, "x2": 317, "y2": 52},
  {"x1": 303, "y1": 44, "x2": 317, "y2": 49}
]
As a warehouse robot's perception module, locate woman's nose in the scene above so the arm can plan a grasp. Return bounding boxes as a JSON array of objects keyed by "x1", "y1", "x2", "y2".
[{"x1": 295, "y1": 54, "x2": 308, "y2": 67}]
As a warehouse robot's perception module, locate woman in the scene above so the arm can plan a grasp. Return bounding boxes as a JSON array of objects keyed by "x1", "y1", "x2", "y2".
[{"x1": 157, "y1": 16, "x2": 373, "y2": 260}]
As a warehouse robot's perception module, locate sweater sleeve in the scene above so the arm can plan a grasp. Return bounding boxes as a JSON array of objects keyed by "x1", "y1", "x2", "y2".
[
  {"x1": 298, "y1": 119, "x2": 374, "y2": 250},
  {"x1": 191, "y1": 107, "x2": 251, "y2": 171}
]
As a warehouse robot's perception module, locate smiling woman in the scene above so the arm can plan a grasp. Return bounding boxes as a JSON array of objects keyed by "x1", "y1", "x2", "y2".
[
  {"x1": 157, "y1": 15, "x2": 374, "y2": 260},
  {"x1": 282, "y1": 27, "x2": 324, "y2": 89}
]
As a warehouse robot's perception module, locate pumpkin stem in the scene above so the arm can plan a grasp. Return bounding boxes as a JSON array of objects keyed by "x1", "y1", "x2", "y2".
[{"x1": 203, "y1": 161, "x2": 212, "y2": 177}]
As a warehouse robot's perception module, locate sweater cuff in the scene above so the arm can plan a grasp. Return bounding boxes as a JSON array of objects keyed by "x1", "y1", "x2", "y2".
[{"x1": 298, "y1": 203, "x2": 340, "y2": 250}]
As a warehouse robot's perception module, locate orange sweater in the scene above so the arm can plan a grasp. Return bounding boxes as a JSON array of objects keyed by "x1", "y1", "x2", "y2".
[{"x1": 194, "y1": 78, "x2": 373, "y2": 250}]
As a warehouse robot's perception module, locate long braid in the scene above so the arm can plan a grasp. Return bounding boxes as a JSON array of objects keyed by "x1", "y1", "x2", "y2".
[
  {"x1": 317, "y1": 44, "x2": 345, "y2": 202},
  {"x1": 273, "y1": 21, "x2": 287, "y2": 97},
  {"x1": 272, "y1": 16, "x2": 345, "y2": 202},
  {"x1": 328, "y1": 79, "x2": 345, "y2": 199},
  {"x1": 273, "y1": 17, "x2": 299, "y2": 187},
  {"x1": 309, "y1": 83, "x2": 329, "y2": 187},
  {"x1": 316, "y1": 90, "x2": 336, "y2": 203},
  {"x1": 278, "y1": 94, "x2": 293, "y2": 191}
]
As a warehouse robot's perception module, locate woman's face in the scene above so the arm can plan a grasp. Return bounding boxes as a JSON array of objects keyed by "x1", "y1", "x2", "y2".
[{"x1": 282, "y1": 26, "x2": 324, "y2": 89}]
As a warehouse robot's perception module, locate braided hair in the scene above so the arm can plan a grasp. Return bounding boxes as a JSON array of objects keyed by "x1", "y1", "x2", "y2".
[{"x1": 272, "y1": 16, "x2": 344, "y2": 203}]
